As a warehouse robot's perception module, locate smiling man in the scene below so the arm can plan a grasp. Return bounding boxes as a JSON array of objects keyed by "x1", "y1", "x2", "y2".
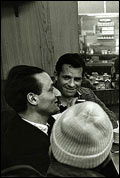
[
  {"x1": 1, "y1": 65, "x2": 61, "y2": 175},
  {"x1": 54, "y1": 53, "x2": 118, "y2": 129}
]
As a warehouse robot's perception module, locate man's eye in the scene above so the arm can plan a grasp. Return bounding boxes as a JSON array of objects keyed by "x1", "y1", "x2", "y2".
[{"x1": 75, "y1": 78, "x2": 81, "y2": 82}]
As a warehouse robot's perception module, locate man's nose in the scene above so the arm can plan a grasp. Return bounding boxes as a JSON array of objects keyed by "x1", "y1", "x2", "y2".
[
  {"x1": 53, "y1": 87, "x2": 61, "y2": 97},
  {"x1": 68, "y1": 79, "x2": 75, "y2": 87}
]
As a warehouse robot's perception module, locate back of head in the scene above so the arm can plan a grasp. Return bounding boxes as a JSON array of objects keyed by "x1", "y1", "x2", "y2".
[
  {"x1": 4, "y1": 65, "x2": 44, "y2": 113},
  {"x1": 50, "y1": 101, "x2": 113, "y2": 169},
  {"x1": 55, "y1": 53, "x2": 85, "y2": 76}
]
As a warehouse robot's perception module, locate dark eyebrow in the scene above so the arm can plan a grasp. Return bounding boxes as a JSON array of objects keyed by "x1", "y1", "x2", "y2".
[
  {"x1": 62, "y1": 75, "x2": 71, "y2": 78},
  {"x1": 75, "y1": 77, "x2": 82, "y2": 80}
]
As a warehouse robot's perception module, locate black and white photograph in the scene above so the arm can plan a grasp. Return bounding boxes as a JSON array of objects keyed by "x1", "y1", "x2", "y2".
[{"x1": 1, "y1": 1, "x2": 119, "y2": 177}]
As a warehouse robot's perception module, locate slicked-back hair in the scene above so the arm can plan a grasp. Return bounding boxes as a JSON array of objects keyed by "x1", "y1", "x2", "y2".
[
  {"x1": 4, "y1": 65, "x2": 45, "y2": 113},
  {"x1": 55, "y1": 53, "x2": 86, "y2": 76}
]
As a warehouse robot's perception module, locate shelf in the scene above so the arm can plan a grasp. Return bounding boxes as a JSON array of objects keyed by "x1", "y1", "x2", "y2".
[
  {"x1": 86, "y1": 54, "x2": 118, "y2": 57},
  {"x1": 85, "y1": 62, "x2": 113, "y2": 74},
  {"x1": 86, "y1": 63, "x2": 113, "y2": 67},
  {"x1": 97, "y1": 34, "x2": 114, "y2": 40},
  {"x1": 97, "y1": 37, "x2": 114, "y2": 40},
  {"x1": 85, "y1": 54, "x2": 118, "y2": 61}
]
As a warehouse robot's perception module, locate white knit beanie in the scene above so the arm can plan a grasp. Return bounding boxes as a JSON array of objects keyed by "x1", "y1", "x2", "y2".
[{"x1": 50, "y1": 101, "x2": 113, "y2": 168}]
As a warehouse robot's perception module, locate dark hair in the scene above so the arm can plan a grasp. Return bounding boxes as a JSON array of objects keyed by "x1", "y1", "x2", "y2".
[
  {"x1": 4, "y1": 65, "x2": 45, "y2": 113},
  {"x1": 55, "y1": 53, "x2": 86, "y2": 76}
]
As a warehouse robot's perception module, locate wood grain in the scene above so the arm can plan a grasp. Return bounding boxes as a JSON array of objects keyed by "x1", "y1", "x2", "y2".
[{"x1": 1, "y1": 1, "x2": 79, "y2": 79}]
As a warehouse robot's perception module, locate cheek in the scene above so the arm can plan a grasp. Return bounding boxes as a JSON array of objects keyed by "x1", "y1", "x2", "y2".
[
  {"x1": 39, "y1": 94, "x2": 52, "y2": 104},
  {"x1": 57, "y1": 78, "x2": 66, "y2": 88},
  {"x1": 58, "y1": 77, "x2": 65, "y2": 84},
  {"x1": 76, "y1": 81, "x2": 82, "y2": 86},
  {"x1": 39, "y1": 97, "x2": 54, "y2": 109}
]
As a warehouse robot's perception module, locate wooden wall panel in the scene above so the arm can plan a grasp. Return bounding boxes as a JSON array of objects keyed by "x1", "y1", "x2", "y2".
[
  {"x1": 1, "y1": 1, "x2": 79, "y2": 79},
  {"x1": 1, "y1": 1, "x2": 54, "y2": 79},
  {"x1": 48, "y1": 1, "x2": 79, "y2": 64}
]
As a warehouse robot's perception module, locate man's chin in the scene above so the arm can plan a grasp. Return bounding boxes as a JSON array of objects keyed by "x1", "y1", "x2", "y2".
[
  {"x1": 63, "y1": 92, "x2": 76, "y2": 97},
  {"x1": 52, "y1": 107, "x2": 60, "y2": 115}
]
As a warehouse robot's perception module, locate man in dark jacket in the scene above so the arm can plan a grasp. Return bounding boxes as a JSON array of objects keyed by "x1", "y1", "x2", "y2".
[
  {"x1": 1, "y1": 65, "x2": 61, "y2": 175},
  {"x1": 53, "y1": 53, "x2": 118, "y2": 128}
]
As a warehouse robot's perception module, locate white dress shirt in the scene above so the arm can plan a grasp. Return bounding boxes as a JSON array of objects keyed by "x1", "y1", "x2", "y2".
[{"x1": 22, "y1": 118, "x2": 49, "y2": 135}]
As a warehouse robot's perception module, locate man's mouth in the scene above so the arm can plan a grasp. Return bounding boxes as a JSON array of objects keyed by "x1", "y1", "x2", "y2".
[
  {"x1": 64, "y1": 88, "x2": 76, "y2": 92},
  {"x1": 54, "y1": 99, "x2": 60, "y2": 106}
]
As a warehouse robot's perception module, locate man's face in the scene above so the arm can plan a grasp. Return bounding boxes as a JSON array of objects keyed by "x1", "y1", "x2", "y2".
[
  {"x1": 35, "y1": 72, "x2": 61, "y2": 115},
  {"x1": 56, "y1": 64, "x2": 83, "y2": 97}
]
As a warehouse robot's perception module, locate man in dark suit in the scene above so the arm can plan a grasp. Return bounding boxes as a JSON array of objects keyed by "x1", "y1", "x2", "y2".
[{"x1": 1, "y1": 65, "x2": 61, "y2": 175}]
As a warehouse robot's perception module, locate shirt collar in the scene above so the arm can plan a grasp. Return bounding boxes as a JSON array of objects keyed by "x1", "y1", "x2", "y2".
[
  {"x1": 74, "y1": 90, "x2": 82, "y2": 98},
  {"x1": 22, "y1": 118, "x2": 48, "y2": 135}
]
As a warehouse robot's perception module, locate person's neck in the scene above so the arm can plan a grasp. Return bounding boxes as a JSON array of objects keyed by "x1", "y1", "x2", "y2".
[
  {"x1": 60, "y1": 95, "x2": 74, "y2": 107},
  {"x1": 18, "y1": 110, "x2": 49, "y2": 125}
]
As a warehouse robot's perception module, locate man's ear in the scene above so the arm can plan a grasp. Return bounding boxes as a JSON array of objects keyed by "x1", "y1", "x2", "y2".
[{"x1": 27, "y1": 93, "x2": 38, "y2": 105}]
